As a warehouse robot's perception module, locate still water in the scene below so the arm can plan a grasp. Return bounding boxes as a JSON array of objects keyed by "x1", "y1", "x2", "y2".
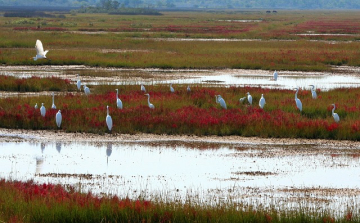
[{"x1": 1, "y1": 139, "x2": 360, "y2": 212}]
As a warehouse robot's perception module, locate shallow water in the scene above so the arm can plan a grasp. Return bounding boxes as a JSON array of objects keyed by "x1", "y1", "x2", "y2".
[
  {"x1": 2, "y1": 66, "x2": 360, "y2": 91},
  {"x1": 1, "y1": 139, "x2": 360, "y2": 213}
]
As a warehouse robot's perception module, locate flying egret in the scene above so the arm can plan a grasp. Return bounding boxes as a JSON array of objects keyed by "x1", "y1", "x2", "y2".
[
  {"x1": 247, "y1": 92, "x2": 253, "y2": 105},
  {"x1": 115, "y1": 89, "x2": 123, "y2": 109},
  {"x1": 170, "y1": 84, "x2": 175, "y2": 93},
  {"x1": 84, "y1": 84, "x2": 90, "y2": 95},
  {"x1": 294, "y1": 88, "x2": 302, "y2": 112},
  {"x1": 273, "y1": 70, "x2": 278, "y2": 81},
  {"x1": 217, "y1": 95, "x2": 227, "y2": 109},
  {"x1": 259, "y1": 94, "x2": 266, "y2": 109},
  {"x1": 187, "y1": 85, "x2": 191, "y2": 92},
  {"x1": 34, "y1": 103, "x2": 38, "y2": 109},
  {"x1": 106, "y1": 105, "x2": 113, "y2": 132},
  {"x1": 309, "y1": 85, "x2": 317, "y2": 99},
  {"x1": 40, "y1": 103, "x2": 46, "y2": 117},
  {"x1": 51, "y1": 92, "x2": 56, "y2": 109},
  {"x1": 144, "y1": 93, "x2": 155, "y2": 109},
  {"x1": 141, "y1": 84, "x2": 146, "y2": 93},
  {"x1": 33, "y1": 39, "x2": 49, "y2": 61},
  {"x1": 56, "y1": 110, "x2": 62, "y2": 128},
  {"x1": 76, "y1": 74, "x2": 81, "y2": 91},
  {"x1": 331, "y1": 104, "x2": 340, "y2": 123}
]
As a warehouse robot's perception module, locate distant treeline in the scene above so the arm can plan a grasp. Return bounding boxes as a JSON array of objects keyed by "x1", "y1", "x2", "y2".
[{"x1": 4, "y1": 11, "x2": 66, "y2": 18}]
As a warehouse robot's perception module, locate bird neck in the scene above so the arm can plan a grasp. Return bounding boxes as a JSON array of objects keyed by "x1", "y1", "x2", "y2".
[
  {"x1": 147, "y1": 95, "x2": 151, "y2": 104},
  {"x1": 332, "y1": 106, "x2": 335, "y2": 114}
]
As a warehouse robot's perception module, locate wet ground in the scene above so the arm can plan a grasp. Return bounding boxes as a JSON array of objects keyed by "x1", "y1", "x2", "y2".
[
  {"x1": 1, "y1": 128, "x2": 360, "y2": 215},
  {"x1": 1, "y1": 66, "x2": 360, "y2": 214}
]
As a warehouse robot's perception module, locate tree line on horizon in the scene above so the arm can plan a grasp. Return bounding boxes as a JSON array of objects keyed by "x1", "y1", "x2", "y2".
[{"x1": 0, "y1": 0, "x2": 359, "y2": 9}]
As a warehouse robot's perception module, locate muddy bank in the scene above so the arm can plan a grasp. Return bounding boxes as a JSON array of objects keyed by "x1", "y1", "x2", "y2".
[{"x1": 1, "y1": 128, "x2": 359, "y2": 149}]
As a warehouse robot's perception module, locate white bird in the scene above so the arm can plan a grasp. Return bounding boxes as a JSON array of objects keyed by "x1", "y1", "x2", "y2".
[
  {"x1": 259, "y1": 94, "x2": 266, "y2": 109},
  {"x1": 106, "y1": 105, "x2": 113, "y2": 131},
  {"x1": 56, "y1": 110, "x2": 62, "y2": 128},
  {"x1": 51, "y1": 92, "x2": 56, "y2": 109},
  {"x1": 309, "y1": 85, "x2": 317, "y2": 99},
  {"x1": 40, "y1": 103, "x2": 46, "y2": 117},
  {"x1": 273, "y1": 70, "x2": 278, "y2": 81},
  {"x1": 331, "y1": 104, "x2": 340, "y2": 123},
  {"x1": 217, "y1": 95, "x2": 227, "y2": 109},
  {"x1": 187, "y1": 85, "x2": 191, "y2": 92},
  {"x1": 294, "y1": 88, "x2": 302, "y2": 112},
  {"x1": 247, "y1": 92, "x2": 253, "y2": 105},
  {"x1": 115, "y1": 89, "x2": 123, "y2": 109},
  {"x1": 170, "y1": 84, "x2": 175, "y2": 93},
  {"x1": 84, "y1": 84, "x2": 90, "y2": 95},
  {"x1": 144, "y1": 93, "x2": 155, "y2": 109},
  {"x1": 33, "y1": 39, "x2": 49, "y2": 61},
  {"x1": 239, "y1": 96, "x2": 246, "y2": 102},
  {"x1": 76, "y1": 74, "x2": 81, "y2": 91},
  {"x1": 141, "y1": 84, "x2": 146, "y2": 93},
  {"x1": 34, "y1": 103, "x2": 38, "y2": 109}
]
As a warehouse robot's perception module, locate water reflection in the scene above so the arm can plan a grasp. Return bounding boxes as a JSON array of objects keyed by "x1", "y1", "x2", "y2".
[
  {"x1": 106, "y1": 142, "x2": 112, "y2": 165},
  {"x1": 1, "y1": 139, "x2": 360, "y2": 213},
  {"x1": 41, "y1": 142, "x2": 45, "y2": 153},
  {"x1": 56, "y1": 142, "x2": 61, "y2": 153}
]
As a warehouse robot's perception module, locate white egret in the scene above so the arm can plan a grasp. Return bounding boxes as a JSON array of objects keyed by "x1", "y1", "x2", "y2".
[
  {"x1": 56, "y1": 110, "x2": 62, "y2": 128},
  {"x1": 331, "y1": 104, "x2": 340, "y2": 123},
  {"x1": 259, "y1": 94, "x2": 266, "y2": 109},
  {"x1": 33, "y1": 39, "x2": 49, "y2": 61},
  {"x1": 239, "y1": 96, "x2": 246, "y2": 102},
  {"x1": 309, "y1": 85, "x2": 317, "y2": 99},
  {"x1": 170, "y1": 84, "x2": 175, "y2": 93},
  {"x1": 84, "y1": 84, "x2": 90, "y2": 95},
  {"x1": 187, "y1": 85, "x2": 191, "y2": 92},
  {"x1": 247, "y1": 92, "x2": 253, "y2": 105},
  {"x1": 40, "y1": 103, "x2": 46, "y2": 117},
  {"x1": 106, "y1": 105, "x2": 113, "y2": 131},
  {"x1": 51, "y1": 92, "x2": 56, "y2": 109},
  {"x1": 34, "y1": 103, "x2": 38, "y2": 109},
  {"x1": 273, "y1": 70, "x2": 278, "y2": 81},
  {"x1": 76, "y1": 74, "x2": 81, "y2": 91},
  {"x1": 115, "y1": 89, "x2": 123, "y2": 109},
  {"x1": 294, "y1": 88, "x2": 302, "y2": 112},
  {"x1": 217, "y1": 95, "x2": 227, "y2": 109},
  {"x1": 144, "y1": 93, "x2": 155, "y2": 109},
  {"x1": 141, "y1": 84, "x2": 146, "y2": 93}
]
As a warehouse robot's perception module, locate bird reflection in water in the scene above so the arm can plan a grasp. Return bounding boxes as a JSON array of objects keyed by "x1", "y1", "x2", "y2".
[
  {"x1": 36, "y1": 142, "x2": 46, "y2": 174},
  {"x1": 56, "y1": 142, "x2": 61, "y2": 153},
  {"x1": 106, "y1": 142, "x2": 112, "y2": 165}
]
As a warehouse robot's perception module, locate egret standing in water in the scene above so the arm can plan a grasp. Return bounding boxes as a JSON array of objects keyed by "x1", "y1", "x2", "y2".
[
  {"x1": 247, "y1": 92, "x2": 253, "y2": 105},
  {"x1": 51, "y1": 92, "x2": 56, "y2": 109},
  {"x1": 33, "y1": 39, "x2": 49, "y2": 61},
  {"x1": 115, "y1": 89, "x2": 123, "y2": 109},
  {"x1": 331, "y1": 104, "x2": 340, "y2": 123},
  {"x1": 106, "y1": 105, "x2": 113, "y2": 132},
  {"x1": 217, "y1": 95, "x2": 227, "y2": 109},
  {"x1": 144, "y1": 93, "x2": 155, "y2": 109},
  {"x1": 273, "y1": 70, "x2": 278, "y2": 81},
  {"x1": 76, "y1": 74, "x2": 81, "y2": 91},
  {"x1": 294, "y1": 88, "x2": 302, "y2": 112},
  {"x1": 84, "y1": 84, "x2": 90, "y2": 95},
  {"x1": 56, "y1": 110, "x2": 62, "y2": 128},
  {"x1": 259, "y1": 94, "x2": 266, "y2": 109},
  {"x1": 170, "y1": 84, "x2": 175, "y2": 93},
  {"x1": 40, "y1": 103, "x2": 46, "y2": 117},
  {"x1": 309, "y1": 85, "x2": 317, "y2": 99},
  {"x1": 141, "y1": 84, "x2": 146, "y2": 93}
]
